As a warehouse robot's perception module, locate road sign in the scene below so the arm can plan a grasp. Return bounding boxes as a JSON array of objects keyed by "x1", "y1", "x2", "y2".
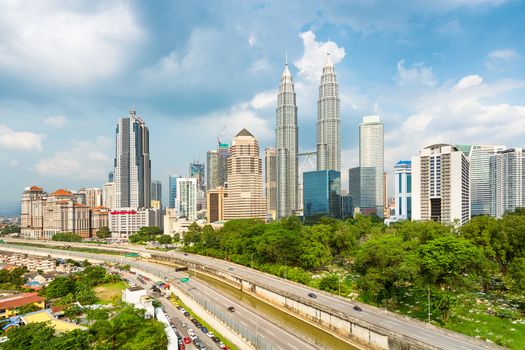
[{"x1": 180, "y1": 277, "x2": 190, "y2": 283}]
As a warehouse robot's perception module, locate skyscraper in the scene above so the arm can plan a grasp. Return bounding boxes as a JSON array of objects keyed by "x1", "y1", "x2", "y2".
[
  {"x1": 223, "y1": 129, "x2": 266, "y2": 220},
  {"x1": 265, "y1": 147, "x2": 277, "y2": 220},
  {"x1": 458, "y1": 145, "x2": 506, "y2": 217},
  {"x1": 490, "y1": 148, "x2": 525, "y2": 218},
  {"x1": 317, "y1": 53, "x2": 341, "y2": 172},
  {"x1": 190, "y1": 162, "x2": 206, "y2": 211},
  {"x1": 275, "y1": 59, "x2": 299, "y2": 218},
  {"x1": 359, "y1": 115, "x2": 384, "y2": 216},
  {"x1": 176, "y1": 178, "x2": 197, "y2": 221},
  {"x1": 168, "y1": 175, "x2": 179, "y2": 209},
  {"x1": 303, "y1": 170, "x2": 341, "y2": 224},
  {"x1": 150, "y1": 180, "x2": 162, "y2": 208},
  {"x1": 114, "y1": 108, "x2": 151, "y2": 208},
  {"x1": 412, "y1": 144, "x2": 470, "y2": 225},
  {"x1": 206, "y1": 143, "x2": 228, "y2": 191},
  {"x1": 394, "y1": 161, "x2": 412, "y2": 220}
]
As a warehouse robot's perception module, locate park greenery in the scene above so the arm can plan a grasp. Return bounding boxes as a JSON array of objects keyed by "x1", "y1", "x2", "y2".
[
  {"x1": 1, "y1": 304, "x2": 168, "y2": 350},
  {"x1": 51, "y1": 232, "x2": 83, "y2": 242},
  {"x1": 182, "y1": 210, "x2": 525, "y2": 347},
  {"x1": 128, "y1": 226, "x2": 173, "y2": 245},
  {"x1": 41, "y1": 265, "x2": 121, "y2": 306},
  {"x1": 95, "y1": 227, "x2": 111, "y2": 239}
]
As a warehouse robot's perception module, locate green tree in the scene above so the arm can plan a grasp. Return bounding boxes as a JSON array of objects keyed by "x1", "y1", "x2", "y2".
[
  {"x1": 505, "y1": 257, "x2": 525, "y2": 294},
  {"x1": 45, "y1": 276, "x2": 76, "y2": 298},
  {"x1": 1, "y1": 322, "x2": 56, "y2": 350},
  {"x1": 319, "y1": 274, "x2": 339, "y2": 293},
  {"x1": 156, "y1": 234, "x2": 172, "y2": 245},
  {"x1": 17, "y1": 302, "x2": 42, "y2": 315},
  {"x1": 52, "y1": 232, "x2": 82, "y2": 242},
  {"x1": 96, "y1": 226, "x2": 111, "y2": 239}
]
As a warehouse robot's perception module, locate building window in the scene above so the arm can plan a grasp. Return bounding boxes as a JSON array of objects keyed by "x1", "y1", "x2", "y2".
[{"x1": 407, "y1": 174, "x2": 412, "y2": 193}]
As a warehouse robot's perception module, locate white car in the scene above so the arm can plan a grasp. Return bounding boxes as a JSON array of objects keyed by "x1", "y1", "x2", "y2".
[
  {"x1": 188, "y1": 328, "x2": 195, "y2": 336},
  {"x1": 206, "y1": 332, "x2": 214, "y2": 338}
]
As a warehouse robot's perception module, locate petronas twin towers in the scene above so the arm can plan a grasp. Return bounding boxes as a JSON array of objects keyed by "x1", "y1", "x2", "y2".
[{"x1": 275, "y1": 54, "x2": 341, "y2": 218}]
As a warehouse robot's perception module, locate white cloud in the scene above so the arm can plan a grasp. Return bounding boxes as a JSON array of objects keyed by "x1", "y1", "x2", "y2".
[
  {"x1": 486, "y1": 49, "x2": 519, "y2": 69},
  {"x1": 249, "y1": 90, "x2": 277, "y2": 109},
  {"x1": 454, "y1": 75, "x2": 483, "y2": 90},
  {"x1": 295, "y1": 31, "x2": 346, "y2": 81},
  {"x1": 397, "y1": 60, "x2": 436, "y2": 87},
  {"x1": 35, "y1": 136, "x2": 112, "y2": 180},
  {"x1": 44, "y1": 116, "x2": 68, "y2": 127},
  {"x1": 248, "y1": 33, "x2": 257, "y2": 47},
  {"x1": 488, "y1": 49, "x2": 519, "y2": 60},
  {"x1": 0, "y1": 124, "x2": 45, "y2": 151},
  {"x1": 0, "y1": 1, "x2": 144, "y2": 87}
]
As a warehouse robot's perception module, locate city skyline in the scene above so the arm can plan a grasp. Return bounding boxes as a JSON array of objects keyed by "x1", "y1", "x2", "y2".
[{"x1": 1, "y1": 1, "x2": 525, "y2": 214}]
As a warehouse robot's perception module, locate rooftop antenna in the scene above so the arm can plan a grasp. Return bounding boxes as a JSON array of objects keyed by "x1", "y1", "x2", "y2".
[{"x1": 285, "y1": 49, "x2": 288, "y2": 65}]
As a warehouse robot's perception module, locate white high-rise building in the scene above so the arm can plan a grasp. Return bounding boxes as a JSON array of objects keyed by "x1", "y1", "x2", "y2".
[
  {"x1": 275, "y1": 59, "x2": 298, "y2": 218},
  {"x1": 316, "y1": 53, "x2": 341, "y2": 172},
  {"x1": 490, "y1": 148, "x2": 525, "y2": 218},
  {"x1": 359, "y1": 115, "x2": 384, "y2": 216},
  {"x1": 80, "y1": 187, "x2": 103, "y2": 208},
  {"x1": 412, "y1": 144, "x2": 470, "y2": 225},
  {"x1": 458, "y1": 145, "x2": 506, "y2": 217},
  {"x1": 114, "y1": 108, "x2": 151, "y2": 209},
  {"x1": 265, "y1": 147, "x2": 277, "y2": 220},
  {"x1": 394, "y1": 161, "x2": 412, "y2": 220},
  {"x1": 103, "y1": 182, "x2": 115, "y2": 209},
  {"x1": 176, "y1": 178, "x2": 197, "y2": 221}
]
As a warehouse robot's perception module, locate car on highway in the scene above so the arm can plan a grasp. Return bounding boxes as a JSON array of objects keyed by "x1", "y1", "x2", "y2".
[
  {"x1": 353, "y1": 305, "x2": 363, "y2": 311},
  {"x1": 201, "y1": 326, "x2": 208, "y2": 333},
  {"x1": 206, "y1": 331, "x2": 214, "y2": 338},
  {"x1": 181, "y1": 322, "x2": 187, "y2": 327},
  {"x1": 307, "y1": 292, "x2": 317, "y2": 298},
  {"x1": 227, "y1": 306, "x2": 235, "y2": 312},
  {"x1": 183, "y1": 337, "x2": 191, "y2": 344},
  {"x1": 228, "y1": 267, "x2": 234, "y2": 271}
]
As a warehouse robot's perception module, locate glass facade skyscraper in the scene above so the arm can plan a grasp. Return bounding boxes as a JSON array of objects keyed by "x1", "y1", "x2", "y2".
[
  {"x1": 359, "y1": 115, "x2": 384, "y2": 217},
  {"x1": 303, "y1": 170, "x2": 341, "y2": 223},
  {"x1": 394, "y1": 161, "x2": 412, "y2": 220},
  {"x1": 114, "y1": 108, "x2": 151, "y2": 208},
  {"x1": 206, "y1": 143, "x2": 228, "y2": 191},
  {"x1": 168, "y1": 175, "x2": 179, "y2": 209},
  {"x1": 490, "y1": 148, "x2": 525, "y2": 218}
]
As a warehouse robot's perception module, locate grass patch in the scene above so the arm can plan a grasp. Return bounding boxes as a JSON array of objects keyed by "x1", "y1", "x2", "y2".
[
  {"x1": 172, "y1": 296, "x2": 238, "y2": 350},
  {"x1": 94, "y1": 281, "x2": 128, "y2": 304}
]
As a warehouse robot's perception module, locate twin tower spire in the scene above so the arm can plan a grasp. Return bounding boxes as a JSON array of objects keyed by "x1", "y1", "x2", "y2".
[{"x1": 275, "y1": 53, "x2": 341, "y2": 218}]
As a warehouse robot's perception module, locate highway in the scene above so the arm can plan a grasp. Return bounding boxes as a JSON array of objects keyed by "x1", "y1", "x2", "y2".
[
  {"x1": 2, "y1": 239, "x2": 500, "y2": 350},
  {"x1": 0, "y1": 243, "x2": 319, "y2": 350}
]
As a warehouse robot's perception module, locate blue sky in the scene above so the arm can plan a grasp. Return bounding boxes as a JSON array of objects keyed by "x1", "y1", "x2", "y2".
[{"x1": 1, "y1": 0, "x2": 524, "y2": 215}]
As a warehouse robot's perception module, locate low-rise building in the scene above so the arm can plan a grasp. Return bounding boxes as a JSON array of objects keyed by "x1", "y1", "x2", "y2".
[
  {"x1": 109, "y1": 208, "x2": 162, "y2": 238},
  {"x1": 0, "y1": 292, "x2": 45, "y2": 319}
]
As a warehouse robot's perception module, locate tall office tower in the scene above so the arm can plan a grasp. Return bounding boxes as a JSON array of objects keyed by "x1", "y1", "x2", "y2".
[
  {"x1": 206, "y1": 143, "x2": 229, "y2": 191},
  {"x1": 114, "y1": 108, "x2": 151, "y2": 208},
  {"x1": 190, "y1": 162, "x2": 206, "y2": 211},
  {"x1": 458, "y1": 145, "x2": 506, "y2": 217},
  {"x1": 394, "y1": 161, "x2": 412, "y2": 220},
  {"x1": 223, "y1": 129, "x2": 266, "y2": 220},
  {"x1": 168, "y1": 175, "x2": 179, "y2": 209},
  {"x1": 412, "y1": 144, "x2": 470, "y2": 225},
  {"x1": 276, "y1": 59, "x2": 299, "y2": 218},
  {"x1": 303, "y1": 170, "x2": 341, "y2": 224},
  {"x1": 150, "y1": 180, "x2": 162, "y2": 208},
  {"x1": 176, "y1": 178, "x2": 197, "y2": 221},
  {"x1": 108, "y1": 171, "x2": 114, "y2": 183},
  {"x1": 265, "y1": 148, "x2": 277, "y2": 220},
  {"x1": 103, "y1": 182, "x2": 115, "y2": 209},
  {"x1": 490, "y1": 148, "x2": 525, "y2": 218},
  {"x1": 316, "y1": 53, "x2": 341, "y2": 172},
  {"x1": 359, "y1": 115, "x2": 384, "y2": 217}
]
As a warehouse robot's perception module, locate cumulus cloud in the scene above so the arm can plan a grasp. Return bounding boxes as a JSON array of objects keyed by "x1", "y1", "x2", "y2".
[
  {"x1": 0, "y1": 1, "x2": 144, "y2": 87},
  {"x1": 44, "y1": 116, "x2": 68, "y2": 127},
  {"x1": 35, "y1": 136, "x2": 112, "y2": 180},
  {"x1": 294, "y1": 31, "x2": 346, "y2": 81},
  {"x1": 397, "y1": 60, "x2": 436, "y2": 87},
  {"x1": 249, "y1": 90, "x2": 277, "y2": 109},
  {"x1": 454, "y1": 75, "x2": 483, "y2": 90},
  {"x1": 0, "y1": 124, "x2": 45, "y2": 151}
]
